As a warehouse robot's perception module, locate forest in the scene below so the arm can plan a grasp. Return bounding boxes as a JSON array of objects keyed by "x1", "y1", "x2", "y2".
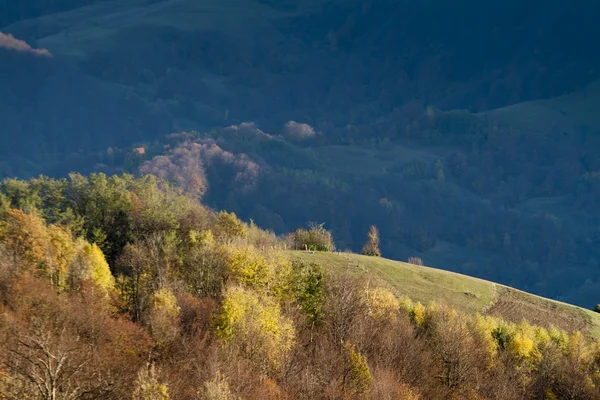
[
  {"x1": 1, "y1": 0, "x2": 600, "y2": 307},
  {"x1": 2, "y1": 173, "x2": 600, "y2": 399}
]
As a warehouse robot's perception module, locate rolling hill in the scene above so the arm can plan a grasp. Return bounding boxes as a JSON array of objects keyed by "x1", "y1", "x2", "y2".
[
  {"x1": 2, "y1": 0, "x2": 600, "y2": 311},
  {"x1": 292, "y1": 251, "x2": 600, "y2": 338}
]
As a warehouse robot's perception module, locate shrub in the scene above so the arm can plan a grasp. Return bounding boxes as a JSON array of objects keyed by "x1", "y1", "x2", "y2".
[
  {"x1": 291, "y1": 222, "x2": 335, "y2": 252},
  {"x1": 363, "y1": 287, "x2": 400, "y2": 321},
  {"x1": 343, "y1": 342, "x2": 372, "y2": 396}
]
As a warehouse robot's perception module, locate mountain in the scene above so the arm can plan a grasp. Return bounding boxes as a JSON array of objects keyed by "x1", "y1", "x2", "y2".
[
  {"x1": 3, "y1": 173, "x2": 600, "y2": 399},
  {"x1": 1, "y1": 0, "x2": 600, "y2": 307}
]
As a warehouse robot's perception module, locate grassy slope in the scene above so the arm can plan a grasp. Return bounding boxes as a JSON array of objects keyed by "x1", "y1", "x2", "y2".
[
  {"x1": 291, "y1": 251, "x2": 600, "y2": 338},
  {"x1": 9, "y1": 0, "x2": 324, "y2": 59},
  {"x1": 484, "y1": 80, "x2": 600, "y2": 135}
]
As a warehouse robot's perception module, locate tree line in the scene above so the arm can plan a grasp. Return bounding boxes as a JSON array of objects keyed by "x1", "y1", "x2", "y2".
[{"x1": 1, "y1": 173, "x2": 600, "y2": 399}]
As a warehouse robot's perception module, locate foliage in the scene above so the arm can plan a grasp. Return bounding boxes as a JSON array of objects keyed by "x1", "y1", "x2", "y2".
[
  {"x1": 292, "y1": 260, "x2": 326, "y2": 326},
  {"x1": 199, "y1": 372, "x2": 238, "y2": 400},
  {"x1": 364, "y1": 287, "x2": 400, "y2": 321},
  {"x1": 216, "y1": 285, "x2": 295, "y2": 372},
  {"x1": 132, "y1": 363, "x2": 170, "y2": 400},
  {"x1": 147, "y1": 288, "x2": 181, "y2": 348},
  {"x1": 361, "y1": 225, "x2": 381, "y2": 257},
  {"x1": 3, "y1": 172, "x2": 600, "y2": 398},
  {"x1": 225, "y1": 245, "x2": 292, "y2": 300},
  {"x1": 291, "y1": 222, "x2": 335, "y2": 252},
  {"x1": 343, "y1": 342, "x2": 373, "y2": 396},
  {"x1": 215, "y1": 211, "x2": 248, "y2": 243},
  {"x1": 74, "y1": 242, "x2": 115, "y2": 292}
]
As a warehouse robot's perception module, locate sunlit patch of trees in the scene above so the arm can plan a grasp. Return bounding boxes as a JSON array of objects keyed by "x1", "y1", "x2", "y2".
[{"x1": 2, "y1": 174, "x2": 600, "y2": 399}]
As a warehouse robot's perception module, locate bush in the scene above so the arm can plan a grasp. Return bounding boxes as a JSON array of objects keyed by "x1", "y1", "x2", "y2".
[{"x1": 291, "y1": 222, "x2": 335, "y2": 252}]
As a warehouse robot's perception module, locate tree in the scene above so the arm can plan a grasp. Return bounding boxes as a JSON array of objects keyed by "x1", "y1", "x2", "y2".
[
  {"x1": 291, "y1": 222, "x2": 335, "y2": 252},
  {"x1": 69, "y1": 242, "x2": 115, "y2": 292},
  {"x1": 132, "y1": 363, "x2": 170, "y2": 400},
  {"x1": 179, "y1": 230, "x2": 228, "y2": 299},
  {"x1": 225, "y1": 245, "x2": 293, "y2": 300},
  {"x1": 147, "y1": 288, "x2": 181, "y2": 349},
  {"x1": 0, "y1": 208, "x2": 49, "y2": 272},
  {"x1": 214, "y1": 211, "x2": 248, "y2": 243},
  {"x1": 292, "y1": 261, "x2": 326, "y2": 327},
  {"x1": 343, "y1": 342, "x2": 372, "y2": 396},
  {"x1": 217, "y1": 286, "x2": 295, "y2": 373},
  {"x1": 361, "y1": 225, "x2": 381, "y2": 257},
  {"x1": 0, "y1": 276, "x2": 151, "y2": 400},
  {"x1": 199, "y1": 372, "x2": 238, "y2": 400}
]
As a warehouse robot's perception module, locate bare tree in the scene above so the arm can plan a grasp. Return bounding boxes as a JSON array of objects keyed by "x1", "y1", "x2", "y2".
[{"x1": 4, "y1": 327, "x2": 92, "y2": 400}]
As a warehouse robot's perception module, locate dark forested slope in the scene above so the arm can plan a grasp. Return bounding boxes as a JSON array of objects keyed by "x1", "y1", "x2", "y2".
[{"x1": 1, "y1": 0, "x2": 600, "y2": 307}]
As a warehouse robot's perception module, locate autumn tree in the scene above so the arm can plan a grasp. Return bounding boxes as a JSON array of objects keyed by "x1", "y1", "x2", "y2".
[
  {"x1": 342, "y1": 342, "x2": 373, "y2": 396},
  {"x1": 147, "y1": 288, "x2": 181, "y2": 349},
  {"x1": 217, "y1": 285, "x2": 295, "y2": 373},
  {"x1": 214, "y1": 211, "x2": 248, "y2": 243},
  {"x1": 323, "y1": 274, "x2": 366, "y2": 343},
  {"x1": 199, "y1": 372, "x2": 238, "y2": 400},
  {"x1": 0, "y1": 276, "x2": 150, "y2": 399},
  {"x1": 0, "y1": 208, "x2": 49, "y2": 272},
  {"x1": 362, "y1": 225, "x2": 381, "y2": 257},
  {"x1": 69, "y1": 241, "x2": 115, "y2": 292},
  {"x1": 179, "y1": 229, "x2": 228, "y2": 299},
  {"x1": 132, "y1": 363, "x2": 171, "y2": 400}
]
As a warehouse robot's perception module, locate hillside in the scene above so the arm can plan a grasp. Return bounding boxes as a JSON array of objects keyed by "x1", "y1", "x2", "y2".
[
  {"x1": 484, "y1": 79, "x2": 600, "y2": 136},
  {"x1": 2, "y1": 0, "x2": 600, "y2": 310},
  {"x1": 4, "y1": 174, "x2": 600, "y2": 399},
  {"x1": 292, "y1": 251, "x2": 600, "y2": 338}
]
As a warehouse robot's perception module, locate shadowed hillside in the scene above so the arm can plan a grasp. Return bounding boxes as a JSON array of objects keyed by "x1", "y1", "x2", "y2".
[{"x1": 2, "y1": 0, "x2": 600, "y2": 308}]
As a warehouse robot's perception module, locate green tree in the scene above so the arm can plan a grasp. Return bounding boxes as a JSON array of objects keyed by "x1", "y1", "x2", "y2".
[{"x1": 292, "y1": 260, "x2": 326, "y2": 327}]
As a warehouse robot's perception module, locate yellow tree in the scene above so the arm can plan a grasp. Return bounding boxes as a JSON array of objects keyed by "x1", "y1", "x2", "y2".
[
  {"x1": 132, "y1": 363, "x2": 170, "y2": 400},
  {"x1": 217, "y1": 285, "x2": 295, "y2": 373},
  {"x1": 70, "y1": 241, "x2": 115, "y2": 292},
  {"x1": 361, "y1": 225, "x2": 381, "y2": 257},
  {"x1": 0, "y1": 208, "x2": 48, "y2": 272},
  {"x1": 147, "y1": 288, "x2": 181, "y2": 349},
  {"x1": 46, "y1": 224, "x2": 77, "y2": 290}
]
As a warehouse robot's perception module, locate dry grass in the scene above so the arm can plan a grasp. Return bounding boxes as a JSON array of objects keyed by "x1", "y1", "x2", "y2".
[{"x1": 486, "y1": 286, "x2": 589, "y2": 333}]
